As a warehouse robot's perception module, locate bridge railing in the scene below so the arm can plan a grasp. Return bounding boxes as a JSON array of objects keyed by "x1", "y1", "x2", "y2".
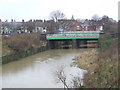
[
  {"x1": 47, "y1": 34, "x2": 99, "y2": 38},
  {"x1": 46, "y1": 31, "x2": 100, "y2": 39},
  {"x1": 58, "y1": 31, "x2": 101, "y2": 34}
]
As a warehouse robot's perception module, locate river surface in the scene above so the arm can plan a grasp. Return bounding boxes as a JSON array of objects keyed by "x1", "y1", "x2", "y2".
[{"x1": 2, "y1": 49, "x2": 89, "y2": 88}]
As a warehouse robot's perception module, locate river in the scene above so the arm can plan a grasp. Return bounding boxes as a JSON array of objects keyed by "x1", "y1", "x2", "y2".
[{"x1": 2, "y1": 49, "x2": 89, "y2": 88}]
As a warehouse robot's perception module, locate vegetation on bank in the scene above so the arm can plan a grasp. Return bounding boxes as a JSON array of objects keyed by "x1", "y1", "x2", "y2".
[
  {"x1": 2, "y1": 33, "x2": 47, "y2": 64},
  {"x1": 98, "y1": 34, "x2": 117, "y2": 51},
  {"x1": 2, "y1": 33, "x2": 46, "y2": 55},
  {"x1": 75, "y1": 34, "x2": 119, "y2": 88}
]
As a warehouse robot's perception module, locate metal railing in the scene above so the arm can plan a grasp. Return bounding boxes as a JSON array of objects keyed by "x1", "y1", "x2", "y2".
[{"x1": 57, "y1": 31, "x2": 101, "y2": 34}]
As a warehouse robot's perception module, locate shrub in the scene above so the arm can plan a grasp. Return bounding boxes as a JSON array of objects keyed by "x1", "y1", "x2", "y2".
[
  {"x1": 83, "y1": 38, "x2": 118, "y2": 88},
  {"x1": 98, "y1": 34, "x2": 116, "y2": 51},
  {"x1": 6, "y1": 33, "x2": 46, "y2": 53}
]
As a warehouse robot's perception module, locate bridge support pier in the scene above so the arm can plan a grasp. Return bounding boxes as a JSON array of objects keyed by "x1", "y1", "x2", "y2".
[
  {"x1": 72, "y1": 39, "x2": 77, "y2": 49},
  {"x1": 47, "y1": 40, "x2": 51, "y2": 49},
  {"x1": 47, "y1": 40, "x2": 56, "y2": 49}
]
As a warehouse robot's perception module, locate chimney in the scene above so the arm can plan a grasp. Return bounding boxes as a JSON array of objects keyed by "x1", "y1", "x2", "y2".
[
  {"x1": 11, "y1": 19, "x2": 13, "y2": 22},
  {"x1": 22, "y1": 19, "x2": 24, "y2": 23}
]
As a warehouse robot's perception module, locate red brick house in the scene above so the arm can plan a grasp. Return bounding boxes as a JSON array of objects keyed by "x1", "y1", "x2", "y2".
[{"x1": 65, "y1": 19, "x2": 103, "y2": 31}]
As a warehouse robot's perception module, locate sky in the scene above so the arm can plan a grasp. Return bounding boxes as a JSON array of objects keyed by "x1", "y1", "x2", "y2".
[
  {"x1": 118, "y1": 1, "x2": 120, "y2": 20},
  {"x1": 0, "y1": 0, "x2": 119, "y2": 22}
]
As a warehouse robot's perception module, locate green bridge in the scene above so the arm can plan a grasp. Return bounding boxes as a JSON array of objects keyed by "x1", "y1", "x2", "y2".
[
  {"x1": 46, "y1": 31, "x2": 100, "y2": 40},
  {"x1": 46, "y1": 31, "x2": 102, "y2": 49}
]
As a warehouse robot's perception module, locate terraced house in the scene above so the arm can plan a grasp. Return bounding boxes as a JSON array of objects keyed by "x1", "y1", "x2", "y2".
[{"x1": 58, "y1": 19, "x2": 103, "y2": 31}]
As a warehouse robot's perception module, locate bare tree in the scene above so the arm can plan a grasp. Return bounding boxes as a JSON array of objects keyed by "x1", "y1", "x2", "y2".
[
  {"x1": 54, "y1": 65, "x2": 83, "y2": 89},
  {"x1": 49, "y1": 10, "x2": 66, "y2": 22},
  {"x1": 71, "y1": 76, "x2": 82, "y2": 88},
  {"x1": 91, "y1": 14, "x2": 101, "y2": 30},
  {"x1": 49, "y1": 10, "x2": 66, "y2": 33},
  {"x1": 54, "y1": 65, "x2": 70, "y2": 90},
  {"x1": 92, "y1": 14, "x2": 101, "y2": 21}
]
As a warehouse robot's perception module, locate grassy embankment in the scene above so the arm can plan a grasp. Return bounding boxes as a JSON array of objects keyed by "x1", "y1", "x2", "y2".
[
  {"x1": 2, "y1": 33, "x2": 47, "y2": 64},
  {"x1": 75, "y1": 34, "x2": 119, "y2": 88}
]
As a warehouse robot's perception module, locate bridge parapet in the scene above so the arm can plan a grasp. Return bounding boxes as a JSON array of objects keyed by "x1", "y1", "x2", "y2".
[
  {"x1": 58, "y1": 31, "x2": 101, "y2": 34},
  {"x1": 47, "y1": 31, "x2": 100, "y2": 40}
]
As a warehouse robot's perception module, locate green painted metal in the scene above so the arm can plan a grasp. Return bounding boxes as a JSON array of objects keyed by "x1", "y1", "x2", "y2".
[
  {"x1": 46, "y1": 31, "x2": 100, "y2": 40},
  {"x1": 47, "y1": 37, "x2": 99, "y2": 40}
]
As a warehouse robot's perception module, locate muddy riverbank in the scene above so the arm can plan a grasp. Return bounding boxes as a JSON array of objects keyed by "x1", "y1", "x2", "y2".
[
  {"x1": 74, "y1": 49, "x2": 98, "y2": 72},
  {"x1": 74, "y1": 41, "x2": 118, "y2": 88}
]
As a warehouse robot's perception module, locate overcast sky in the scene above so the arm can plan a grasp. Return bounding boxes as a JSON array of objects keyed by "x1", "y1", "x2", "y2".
[{"x1": 0, "y1": 0, "x2": 119, "y2": 22}]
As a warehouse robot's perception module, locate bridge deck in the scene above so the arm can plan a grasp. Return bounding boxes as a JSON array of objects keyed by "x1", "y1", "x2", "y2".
[{"x1": 47, "y1": 31, "x2": 100, "y2": 40}]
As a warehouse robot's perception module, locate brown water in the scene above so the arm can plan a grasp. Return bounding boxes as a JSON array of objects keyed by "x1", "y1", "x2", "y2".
[{"x1": 2, "y1": 49, "x2": 88, "y2": 88}]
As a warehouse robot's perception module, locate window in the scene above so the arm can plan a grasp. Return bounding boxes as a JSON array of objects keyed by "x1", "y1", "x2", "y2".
[{"x1": 76, "y1": 26, "x2": 80, "y2": 30}]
